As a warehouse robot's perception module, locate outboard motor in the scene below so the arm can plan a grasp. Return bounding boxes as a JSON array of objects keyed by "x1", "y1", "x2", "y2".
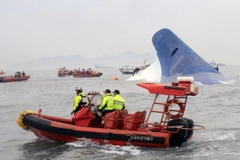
[
  {"x1": 167, "y1": 118, "x2": 188, "y2": 147},
  {"x1": 183, "y1": 118, "x2": 194, "y2": 141}
]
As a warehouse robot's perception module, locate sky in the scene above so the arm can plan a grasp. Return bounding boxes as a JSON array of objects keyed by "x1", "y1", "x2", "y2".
[{"x1": 1, "y1": 0, "x2": 240, "y2": 67}]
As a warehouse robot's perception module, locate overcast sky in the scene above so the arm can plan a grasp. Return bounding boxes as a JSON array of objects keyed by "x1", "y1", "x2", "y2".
[{"x1": 1, "y1": 0, "x2": 240, "y2": 67}]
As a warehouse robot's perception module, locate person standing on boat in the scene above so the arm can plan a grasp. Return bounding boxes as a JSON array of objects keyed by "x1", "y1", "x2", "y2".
[
  {"x1": 98, "y1": 89, "x2": 115, "y2": 116},
  {"x1": 112, "y1": 89, "x2": 126, "y2": 111},
  {"x1": 71, "y1": 87, "x2": 87, "y2": 115},
  {"x1": 22, "y1": 71, "x2": 25, "y2": 77}
]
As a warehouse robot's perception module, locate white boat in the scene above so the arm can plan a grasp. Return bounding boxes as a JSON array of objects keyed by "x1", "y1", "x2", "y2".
[
  {"x1": 119, "y1": 65, "x2": 135, "y2": 75},
  {"x1": 209, "y1": 60, "x2": 225, "y2": 67},
  {"x1": 0, "y1": 70, "x2": 5, "y2": 77},
  {"x1": 119, "y1": 64, "x2": 150, "y2": 75},
  {"x1": 119, "y1": 59, "x2": 151, "y2": 75}
]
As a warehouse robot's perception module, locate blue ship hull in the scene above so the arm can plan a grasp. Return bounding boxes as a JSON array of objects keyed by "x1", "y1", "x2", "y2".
[{"x1": 152, "y1": 29, "x2": 226, "y2": 84}]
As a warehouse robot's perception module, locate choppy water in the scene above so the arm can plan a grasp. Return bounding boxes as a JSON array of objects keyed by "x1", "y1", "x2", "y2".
[{"x1": 1, "y1": 66, "x2": 240, "y2": 160}]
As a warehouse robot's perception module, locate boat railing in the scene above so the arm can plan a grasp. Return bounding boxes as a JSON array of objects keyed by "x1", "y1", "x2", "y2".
[
  {"x1": 143, "y1": 93, "x2": 205, "y2": 133},
  {"x1": 164, "y1": 124, "x2": 205, "y2": 133},
  {"x1": 145, "y1": 122, "x2": 205, "y2": 134}
]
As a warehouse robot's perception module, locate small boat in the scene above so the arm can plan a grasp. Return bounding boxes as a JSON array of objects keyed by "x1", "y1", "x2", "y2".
[
  {"x1": 0, "y1": 70, "x2": 6, "y2": 77},
  {"x1": 209, "y1": 60, "x2": 225, "y2": 67},
  {"x1": 0, "y1": 71, "x2": 30, "y2": 83},
  {"x1": 17, "y1": 77, "x2": 204, "y2": 148},
  {"x1": 119, "y1": 65, "x2": 135, "y2": 75},
  {"x1": 58, "y1": 67, "x2": 73, "y2": 77},
  {"x1": 119, "y1": 60, "x2": 150, "y2": 75},
  {"x1": 208, "y1": 60, "x2": 224, "y2": 71},
  {"x1": 72, "y1": 68, "x2": 103, "y2": 78}
]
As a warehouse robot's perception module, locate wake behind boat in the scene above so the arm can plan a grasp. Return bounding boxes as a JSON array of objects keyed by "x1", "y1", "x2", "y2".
[{"x1": 17, "y1": 77, "x2": 204, "y2": 148}]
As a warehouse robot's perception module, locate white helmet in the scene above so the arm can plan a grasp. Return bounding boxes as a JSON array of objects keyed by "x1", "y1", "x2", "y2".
[{"x1": 75, "y1": 87, "x2": 82, "y2": 91}]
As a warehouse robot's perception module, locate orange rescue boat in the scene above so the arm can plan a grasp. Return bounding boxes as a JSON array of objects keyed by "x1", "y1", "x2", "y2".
[
  {"x1": 17, "y1": 77, "x2": 204, "y2": 148},
  {"x1": 0, "y1": 71, "x2": 30, "y2": 83}
]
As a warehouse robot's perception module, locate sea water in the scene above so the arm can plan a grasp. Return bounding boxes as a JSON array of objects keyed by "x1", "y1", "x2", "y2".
[{"x1": 0, "y1": 65, "x2": 240, "y2": 160}]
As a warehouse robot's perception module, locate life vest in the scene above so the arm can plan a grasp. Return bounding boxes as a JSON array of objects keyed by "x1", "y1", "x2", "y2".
[
  {"x1": 113, "y1": 95, "x2": 125, "y2": 111},
  {"x1": 98, "y1": 94, "x2": 114, "y2": 111},
  {"x1": 74, "y1": 93, "x2": 87, "y2": 113}
]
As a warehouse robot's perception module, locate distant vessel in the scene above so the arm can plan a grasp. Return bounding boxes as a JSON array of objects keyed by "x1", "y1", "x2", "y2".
[
  {"x1": 209, "y1": 60, "x2": 225, "y2": 67},
  {"x1": 72, "y1": 68, "x2": 103, "y2": 78},
  {"x1": 58, "y1": 66, "x2": 72, "y2": 77},
  {"x1": 119, "y1": 60, "x2": 150, "y2": 75},
  {"x1": 0, "y1": 71, "x2": 30, "y2": 83},
  {"x1": 119, "y1": 65, "x2": 135, "y2": 75},
  {"x1": 0, "y1": 70, "x2": 5, "y2": 77},
  {"x1": 94, "y1": 64, "x2": 112, "y2": 68}
]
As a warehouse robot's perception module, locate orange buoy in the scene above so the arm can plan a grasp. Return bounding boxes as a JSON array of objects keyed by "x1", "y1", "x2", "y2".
[{"x1": 113, "y1": 77, "x2": 119, "y2": 80}]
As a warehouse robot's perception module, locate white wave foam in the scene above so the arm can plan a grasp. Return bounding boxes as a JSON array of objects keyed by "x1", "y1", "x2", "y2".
[
  {"x1": 67, "y1": 140, "x2": 142, "y2": 155},
  {"x1": 219, "y1": 80, "x2": 237, "y2": 84},
  {"x1": 100, "y1": 145, "x2": 141, "y2": 155},
  {"x1": 126, "y1": 58, "x2": 161, "y2": 82},
  {"x1": 37, "y1": 136, "x2": 56, "y2": 142},
  {"x1": 214, "y1": 132, "x2": 237, "y2": 141},
  {"x1": 201, "y1": 131, "x2": 237, "y2": 142},
  {"x1": 67, "y1": 139, "x2": 98, "y2": 147}
]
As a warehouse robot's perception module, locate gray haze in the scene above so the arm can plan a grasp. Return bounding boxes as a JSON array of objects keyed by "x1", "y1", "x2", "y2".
[
  {"x1": 17, "y1": 51, "x2": 157, "y2": 70},
  {"x1": 1, "y1": 0, "x2": 240, "y2": 70}
]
